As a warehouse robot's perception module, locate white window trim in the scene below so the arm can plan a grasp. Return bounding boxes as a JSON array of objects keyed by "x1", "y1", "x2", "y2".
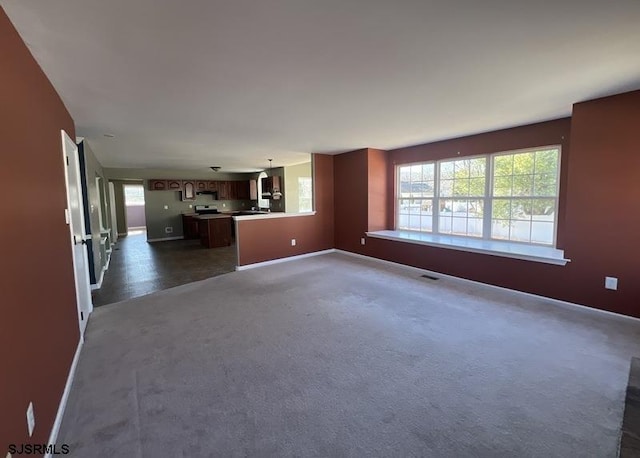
[
  {"x1": 367, "y1": 230, "x2": 570, "y2": 266},
  {"x1": 396, "y1": 145, "x2": 561, "y2": 247}
]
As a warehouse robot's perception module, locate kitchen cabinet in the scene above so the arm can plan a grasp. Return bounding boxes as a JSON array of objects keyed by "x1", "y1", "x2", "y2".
[
  {"x1": 167, "y1": 180, "x2": 182, "y2": 190},
  {"x1": 196, "y1": 181, "x2": 208, "y2": 192},
  {"x1": 149, "y1": 180, "x2": 167, "y2": 191},
  {"x1": 236, "y1": 180, "x2": 250, "y2": 200},
  {"x1": 207, "y1": 180, "x2": 218, "y2": 191},
  {"x1": 182, "y1": 180, "x2": 196, "y2": 201},
  {"x1": 182, "y1": 214, "x2": 199, "y2": 239},
  {"x1": 249, "y1": 179, "x2": 257, "y2": 200},
  {"x1": 217, "y1": 181, "x2": 231, "y2": 200},
  {"x1": 198, "y1": 216, "x2": 232, "y2": 248}
]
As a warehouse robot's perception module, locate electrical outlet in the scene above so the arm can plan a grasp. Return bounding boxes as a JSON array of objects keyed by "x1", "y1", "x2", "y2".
[
  {"x1": 165, "y1": 226, "x2": 173, "y2": 234},
  {"x1": 291, "y1": 239, "x2": 296, "y2": 246},
  {"x1": 26, "y1": 402, "x2": 35, "y2": 437},
  {"x1": 189, "y1": 204, "x2": 192, "y2": 208},
  {"x1": 605, "y1": 277, "x2": 618, "y2": 290},
  {"x1": 164, "y1": 205, "x2": 169, "y2": 210},
  {"x1": 222, "y1": 203, "x2": 226, "y2": 207},
  {"x1": 361, "y1": 237, "x2": 366, "y2": 245}
]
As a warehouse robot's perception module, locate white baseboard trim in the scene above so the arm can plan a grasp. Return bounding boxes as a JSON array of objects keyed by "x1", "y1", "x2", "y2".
[
  {"x1": 90, "y1": 266, "x2": 106, "y2": 291},
  {"x1": 146, "y1": 236, "x2": 184, "y2": 242},
  {"x1": 236, "y1": 249, "x2": 337, "y2": 271},
  {"x1": 334, "y1": 249, "x2": 640, "y2": 324},
  {"x1": 118, "y1": 232, "x2": 127, "y2": 237},
  {"x1": 45, "y1": 338, "x2": 83, "y2": 458}
]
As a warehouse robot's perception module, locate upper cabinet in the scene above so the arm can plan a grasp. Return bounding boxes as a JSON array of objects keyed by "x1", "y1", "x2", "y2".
[
  {"x1": 167, "y1": 179, "x2": 182, "y2": 190},
  {"x1": 182, "y1": 180, "x2": 196, "y2": 201},
  {"x1": 149, "y1": 179, "x2": 167, "y2": 191},
  {"x1": 148, "y1": 178, "x2": 254, "y2": 201}
]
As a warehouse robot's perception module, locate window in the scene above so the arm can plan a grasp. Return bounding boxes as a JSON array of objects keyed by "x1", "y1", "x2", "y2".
[
  {"x1": 123, "y1": 184, "x2": 145, "y2": 206},
  {"x1": 298, "y1": 177, "x2": 313, "y2": 212},
  {"x1": 396, "y1": 146, "x2": 560, "y2": 246}
]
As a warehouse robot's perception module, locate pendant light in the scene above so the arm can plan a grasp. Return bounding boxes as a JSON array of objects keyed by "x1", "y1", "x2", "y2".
[{"x1": 270, "y1": 159, "x2": 283, "y2": 199}]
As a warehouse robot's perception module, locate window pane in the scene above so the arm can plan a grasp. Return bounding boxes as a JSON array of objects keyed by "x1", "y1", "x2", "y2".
[
  {"x1": 492, "y1": 199, "x2": 511, "y2": 220},
  {"x1": 533, "y1": 174, "x2": 557, "y2": 196},
  {"x1": 468, "y1": 177, "x2": 485, "y2": 197},
  {"x1": 408, "y1": 214, "x2": 421, "y2": 230},
  {"x1": 440, "y1": 161, "x2": 454, "y2": 179},
  {"x1": 510, "y1": 220, "x2": 532, "y2": 242},
  {"x1": 535, "y1": 149, "x2": 559, "y2": 175},
  {"x1": 469, "y1": 158, "x2": 486, "y2": 178},
  {"x1": 468, "y1": 199, "x2": 484, "y2": 218},
  {"x1": 491, "y1": 219, "x2": 511, "y2": 240},
  {"x1": 531, "y1": 222, "x2": 554, "y2": 244},
  {"x1": 511, "y1": 199, "x2": 532, "y2": 221},
  {"x1": 422, "y1": 163, "x2": 434, "y2": 181},
  {"x1": 451, "y1": 217, "x2": 467, "y2": 235},
  {"x1": 467, "y1": 218, "x2": 483, "y2": 237},
  {"x1": 494, "y1": 155, "x2": 513, "y2": 176},
  {"x1": 454, "y1": 160, "x2": 470, "y2": 177},
  {"x1": 531, "y1": 199, "x2": 555, "y2": 220},
  {"x1": 453, "y1": 179, "x2": 469, "y2": 196},
  {"x1": 439, "y1": 179, "x2": 453, "y2": 197},
  {"x1": 493, "y1": 176, "x2": 512, "y2": 197},
  {"x1": 512, "y1": 174, "x2": 533, "y2": 196},
  {"x1": 512, "y1": 152, "x2": 535, "y2": 175}
]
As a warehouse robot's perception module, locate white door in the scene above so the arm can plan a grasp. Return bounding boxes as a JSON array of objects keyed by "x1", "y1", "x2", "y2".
[
  {"x1": 61, "y1": 130, "x2": 93, "y2": 336},
  {"x1": 108, "y1": 181, "x2": 118, "y2": 243}
]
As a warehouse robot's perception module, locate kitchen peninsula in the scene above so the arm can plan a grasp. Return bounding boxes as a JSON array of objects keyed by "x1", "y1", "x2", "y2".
[{"x1": 195, "y1": 214, "x2": 232, "y2": 248}]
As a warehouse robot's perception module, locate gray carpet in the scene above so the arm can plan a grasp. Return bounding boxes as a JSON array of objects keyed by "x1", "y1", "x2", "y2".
[{"x1": 58, "y1": 252, "x2": 640, "y2": 457}]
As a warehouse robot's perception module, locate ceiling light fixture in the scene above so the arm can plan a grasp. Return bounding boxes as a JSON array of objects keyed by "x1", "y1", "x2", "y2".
[
  {"x1": 210, "y1": 166, "x2": 221, "y2": 171},
  {"x1": 269, "y1": 159, "x2": 283, "y2": 199}
]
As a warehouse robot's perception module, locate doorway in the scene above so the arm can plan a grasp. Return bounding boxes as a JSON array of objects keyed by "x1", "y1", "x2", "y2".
[{"x1": 123, "y1": 184, "x2": 146, "y2": 234}]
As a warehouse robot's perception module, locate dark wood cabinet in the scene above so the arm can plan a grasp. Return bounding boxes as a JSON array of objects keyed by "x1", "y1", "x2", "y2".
[
  {"x1": 149, "y1": 180, "x2": 167, "y2": 191},
  {"x1": 236, "y1": 180, "x2": 250, "y2": 200},
  {"x1": 167, "y1": 179, "x2": 182, "y2": 190},
  {"x1": 182, "y1": 215, "x2": 199, "y2": 239},
  {"x1": 182, "y1": 180, "x2": 196, "y2": 201},
  {"x1": 198, "y1": 217, "x2": 232, "y2": 248},
  {"x1": 148, "y1": 178, "x2": 251, "y2": 201},
  {"x1": 217, "y1": 181, "x2": 231, "y2": 200}
]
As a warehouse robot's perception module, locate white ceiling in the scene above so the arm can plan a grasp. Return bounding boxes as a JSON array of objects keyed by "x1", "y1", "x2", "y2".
[{"x1": 3, "y1": 0, "x2": 640, "y2": 172}]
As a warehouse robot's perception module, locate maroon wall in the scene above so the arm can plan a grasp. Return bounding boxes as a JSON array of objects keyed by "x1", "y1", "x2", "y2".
[
  {"x1": 236, "y1": 154, "x2": 334, "y2": 266},
  {"x1": 334, "y1": 101, "x2": 640, "y2": 317},
  {"x1": 0, "y1": 7, "x2": 80, "y2": 454},
  {"x1": 562, "y1": 90, "x2": 640, "y2": 314}
]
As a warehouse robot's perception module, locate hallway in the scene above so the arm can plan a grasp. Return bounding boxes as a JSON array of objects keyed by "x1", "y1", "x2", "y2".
[{"x1": 92, "y1": 232, "x2": 237, "y2": 306}]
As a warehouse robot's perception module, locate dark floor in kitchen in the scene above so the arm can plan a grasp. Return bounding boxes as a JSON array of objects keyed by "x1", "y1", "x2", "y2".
[{"x1": 92, "y1": 231, "x2": 237, "y2": 306}]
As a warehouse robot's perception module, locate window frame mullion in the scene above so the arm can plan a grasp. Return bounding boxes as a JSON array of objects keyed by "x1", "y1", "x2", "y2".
[{"x1": 483, "y1": 154, "x2": 493, "y2": 240}]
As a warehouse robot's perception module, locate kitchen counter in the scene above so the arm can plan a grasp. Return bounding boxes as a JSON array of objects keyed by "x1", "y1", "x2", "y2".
[{"x1": 193, "y1": 214, "x2": 233, "y2": 220}]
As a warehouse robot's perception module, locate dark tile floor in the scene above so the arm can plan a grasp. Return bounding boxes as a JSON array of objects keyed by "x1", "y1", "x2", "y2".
[{"x1": 92, "y1": 232, "x2": 237, "y2": 306}]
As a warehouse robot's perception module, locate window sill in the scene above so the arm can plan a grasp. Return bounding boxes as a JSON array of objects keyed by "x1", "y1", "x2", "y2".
[{"x1": 366, "y1": 230, "x2": 570, "y2": 266}]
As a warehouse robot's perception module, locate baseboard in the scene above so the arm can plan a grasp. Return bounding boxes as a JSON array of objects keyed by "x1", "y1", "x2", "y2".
[
  {"x1": 236, "y1": 249, "x2": 337, "y2": 271},
  {"x1": 118, "y1": 232, "x2": 127, "y2": 237},
  {"x1": 146, "y1": 236, "x2": 184, "y2": 242},
  {"x1": 45, "y1": 338, "x2": 83, "y2": 458},
  {"x1": 90, "y1": 258, "x2": 110, "y2": 291},
  {"x1": 334, "y1": 249, "x2": 640, "y2": 324}
]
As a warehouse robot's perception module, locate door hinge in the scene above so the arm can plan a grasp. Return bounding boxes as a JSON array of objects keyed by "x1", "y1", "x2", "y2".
[
  {"x1": 66, "y1": 156, "x2": 69, "y2": 166},
  {"x1": 80, "y1": 311, "x2": 84, "y2": 320}
]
